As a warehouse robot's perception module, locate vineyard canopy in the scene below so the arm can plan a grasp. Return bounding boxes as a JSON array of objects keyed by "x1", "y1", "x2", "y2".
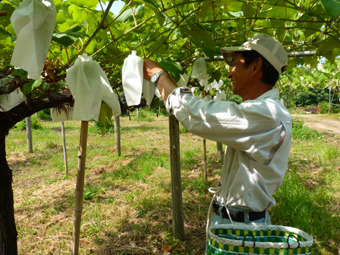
[{"x1": 0, "y1": 0, "x2": 339, "y2": 90}]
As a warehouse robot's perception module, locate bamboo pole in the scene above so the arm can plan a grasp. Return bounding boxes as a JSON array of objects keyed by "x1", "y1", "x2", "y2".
[
  {"x1": 71, "y1": 121, "x2": 88, "y2": 255},
  {"x1": 26, "y1": 116, "x2": 33, "y2": 153},
  {"x1": 169, "y1": 115, "x2": 185, "y2": 240},
  {"x1": 114, "y1": 116, "x2": 121, "y2": 156},
  {"x1": 61, "y1": 121, "x2": 69, "y2": 175}
]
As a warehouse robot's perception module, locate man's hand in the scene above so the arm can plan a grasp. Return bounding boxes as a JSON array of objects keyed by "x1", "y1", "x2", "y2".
[
  {"x1": 143, "y1": 58, "x2": 178, "y2": 101},
  {"x1": 143, "y1": 59, "x2": 164, "y2": 80}
]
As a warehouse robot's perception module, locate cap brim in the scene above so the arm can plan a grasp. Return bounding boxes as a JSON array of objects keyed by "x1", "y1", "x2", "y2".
[{"x1": 220, "y1": 46, "x2": 251, "y2": 65}]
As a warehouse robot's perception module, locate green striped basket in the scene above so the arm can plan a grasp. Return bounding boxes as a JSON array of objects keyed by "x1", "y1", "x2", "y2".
[{"x1": 207, "y1": 223, "x2": 313, "y2": 255}]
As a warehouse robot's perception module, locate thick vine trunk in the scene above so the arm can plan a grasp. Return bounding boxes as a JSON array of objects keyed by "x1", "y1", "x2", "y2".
[
  {"x1": 0, "y1": 89, "x2": 74, "y2": 255},
  {"x1": 0, "y1": 130, "x2": 18, "y2": 254}
]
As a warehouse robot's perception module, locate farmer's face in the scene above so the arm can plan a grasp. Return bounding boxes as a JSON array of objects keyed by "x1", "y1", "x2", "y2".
[{"x1": 227, "y1": 52, "x2": 252, "y2": 98}]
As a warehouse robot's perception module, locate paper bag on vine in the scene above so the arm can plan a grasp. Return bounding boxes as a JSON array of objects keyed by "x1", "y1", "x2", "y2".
[
  {"x1": 66, "y1": 54, "x2": 121, "y2": 121},
  {"x1": 122, "y1": 51, "x2": 144, "y2": 106},
  {"x1": 10, "y1": 0, "x2": 56, "y2": 80},
  {"x1": 0, "y1": 78, "x2": 27, "y2": 111},
  {"x1": 122, "y1": 51, "x2": 156, "y2": 106}
]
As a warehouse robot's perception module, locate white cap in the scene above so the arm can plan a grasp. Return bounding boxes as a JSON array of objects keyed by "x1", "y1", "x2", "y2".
[{"x1": 221, "y1": 34, "x2": 288, "y2": 75}]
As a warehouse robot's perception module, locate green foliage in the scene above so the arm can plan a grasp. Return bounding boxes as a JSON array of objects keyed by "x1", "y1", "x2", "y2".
[
  {"x1": 183, "y1": 177, "x2": 210, "y2": 195},
  {"x1": 227, "y1": 94, "x2": 242, "y2": 104},
  {"x1": 37, "y1": 109, "x2": 52, "y2": 121},
  {"x1": 179, "y1": 124, "x2": 188, "y2": 134},
  {"x1": 135, "y1": 110, "x2": 154, "y2": 122},
  {"x1": 52, "y1": 25, "x2": 88, "y2": 47},
  {"x1": 15, "y1": 116, "x2": 42, "y2": 131},
  {"x1": 318, "y1": 101, "x2": 330, "y2": 114},
  {"x1": 295, "y1": 87, "x2": 329, "y2": 107},
  {"x1": 90, "y1": 119, "x2": 115, "y2": 134},
  {"x1": 292, "y1": 118, "x2": 323, "y2": 140},
  {"x1": 94, "y1": 102, "x2": 115, "y2": 135}
]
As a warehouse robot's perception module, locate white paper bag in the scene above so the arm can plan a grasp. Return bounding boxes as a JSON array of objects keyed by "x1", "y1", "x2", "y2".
[
  {"x1": 10, "y1": 0, "x2": 56, "y2": 80},
  {"x1": 177, "y1": 73, "x2": 189, "y2": 87},
  {"x1": 51, "y1": 107, "x2": 73, "y2": 122},
  {"x1": 122, "y1": 51, "x2": 143, "y2": 106},
  {"x1": 66, "y1": 54, "x2": 121, "y2": 121},
  {"x1": 191, "y1": 58, "x2": 208, "y2": 80},
  {"x1": 142, "y1": 79, "x2": 156, "y2": 106},
  {"x1": 0, "y1": 78, "x2": 27, "y2": 111}
]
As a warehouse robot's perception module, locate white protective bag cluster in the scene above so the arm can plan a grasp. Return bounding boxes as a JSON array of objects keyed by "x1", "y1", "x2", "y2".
[
  {"x1": 10, "y1": 0, "x2": 57, "y2": 80},
  {"x1": 122, "y1": 51, "x2": 156, "y2": 106},
  {"x1": 0, "y1": 77, "x2": 27, "y2": 111},
  {"x1": 50, "y1": 107, "x2": 74, "y2": 122},
  {"x1": 66, "y1": 54, "x2": 121, "y2": 121}
]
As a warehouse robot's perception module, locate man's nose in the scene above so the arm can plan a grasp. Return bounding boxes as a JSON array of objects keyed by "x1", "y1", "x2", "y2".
[{"x1": 227, "y1": 71, "x2": 232, "y2": 79}]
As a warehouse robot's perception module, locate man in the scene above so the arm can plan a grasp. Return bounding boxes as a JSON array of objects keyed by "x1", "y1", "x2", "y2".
[{"x1": 143, "y1": 34, "x2": 291, "y2": 226}]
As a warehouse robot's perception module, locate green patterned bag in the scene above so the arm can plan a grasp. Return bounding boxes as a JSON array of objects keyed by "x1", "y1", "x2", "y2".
[{"x1": 207, "y1": 223, "x2": 313, "y2": 255}]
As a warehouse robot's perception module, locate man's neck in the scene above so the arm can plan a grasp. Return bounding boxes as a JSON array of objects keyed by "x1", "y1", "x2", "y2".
[{"x1": 241, "y1": 83, "x2": 273, "y2": 101}]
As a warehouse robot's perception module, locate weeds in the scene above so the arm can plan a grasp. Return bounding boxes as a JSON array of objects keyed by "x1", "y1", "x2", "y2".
[
  {"x1": 292, "y1": 118, "x2": 324, "y2": 140},
  {"x1": 15, "y1": 116, "x2": 42, "y2": 131}
]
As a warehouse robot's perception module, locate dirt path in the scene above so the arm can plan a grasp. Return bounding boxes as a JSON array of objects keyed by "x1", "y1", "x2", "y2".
[{"x1": 292, "y1": 114, "x2": 340, "y2": 135}]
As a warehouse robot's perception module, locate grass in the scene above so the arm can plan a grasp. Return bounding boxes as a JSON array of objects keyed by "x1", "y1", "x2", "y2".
[{"x1": 6, "y1": 109, "x2": 340, "y2": 254}]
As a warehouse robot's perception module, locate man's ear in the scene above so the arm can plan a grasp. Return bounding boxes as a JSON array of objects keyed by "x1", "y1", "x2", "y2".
[{"x1": 252, "y1": 57, "x2": 263, "y2": 74}]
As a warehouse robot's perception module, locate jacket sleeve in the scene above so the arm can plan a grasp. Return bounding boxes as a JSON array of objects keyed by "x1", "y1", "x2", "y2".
[{"x1": 165, "y1": 87, "x2": 291, "y2": 165}]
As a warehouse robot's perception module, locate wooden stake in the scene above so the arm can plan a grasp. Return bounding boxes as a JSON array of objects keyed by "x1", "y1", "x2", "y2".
[
  {"x1": 71, "y1": 121, "x2": 88, "y2": 255},
  {"x1": 26, "y1": 116, "x2": 33, "y2": 153},
  {"x1": 169, "y1": 115, "x2": 185, "y2": 240},
  {"x1": 203, "y1": 138, "x2": 207, "y2": 182},
  {"x1": 216, "y1": 142, "x2": 223, "y2": 162},
  {"x1": 114, "y1": 116, "x2": 121, "y2": 156},
  {"x1": 61, "y1": 121, "x2": 69, "y2": 175}
]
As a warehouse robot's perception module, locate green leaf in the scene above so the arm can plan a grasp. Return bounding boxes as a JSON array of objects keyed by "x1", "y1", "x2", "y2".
[
  {"x1": 198, "y1": 1, "x2": 211, "y2": 20},
  {"x1": 32, "y1": 76, "x2": 43, "y2": 89},
  {"x1": 133, "y1": 0, "x2": 165, "y2": 26},
  {"x1": 321, "y1": 0, "x2": 340, "y2": 20},
  {"x1": 68, "y1": 0, "x2": 98, "y2": 8},
  {"x1": 201, "y1": 45, "x2": 215, "y2": 59},
  {"x1": 23, "y1": 81, "x2": 34, "y2": 95},
  {"x1": 316, "y1": 36, "x2": 340, "y2": 63},
  {"x1": 98, "y1": 102, "x2": 113, "y2": 134},
  {"x1": 22, "y1": 77, "x2": 42, "y2": 95},
  {"x1": 210, "y1": 70, "x2": 222, "y2": 83},
  {"x1": 52, "y1": 25, "x2": 87, "y2": 47},
  {"x1": 68, "y1": 5, "x2": 86, "y2": 23},
  {"x1": 0, "y1": 27, "x2": 14, "y2": 42},
  {"x1": 228, "y1": 11, "x2": 242, "y2": 17},
  {"x1": 317, "y1": 71, "x2": 329, "y2": 84},
  {"x1": 158, "y1": 60, "x2": 184, "y2": 82},
  {"x1": 183, "y1": 24, "x2": 215, "y2": 51},
  {"x1": 242, "y1": 2, "x2": 256, "y2": 18}
]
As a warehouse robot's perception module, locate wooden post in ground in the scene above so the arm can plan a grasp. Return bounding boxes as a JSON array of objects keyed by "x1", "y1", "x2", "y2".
[
  {"x1": 61, "y1": 121, "x2": 69, "y2": 175},
  {"x1": 216, "y1": 142, "x2": 223, "y2": 162},
  {"x1": 71, "y1": 121, "x2": 88, "y2": 255},
  {"x1": 114, "y1": 116, "x2": 121, "y2": 156},
  {"x1": 200, "y1": 92, "x2": 208, "y2": 181},
  {"x1": 26, "y1": 116, "x2": 33, "y2": 153},
  {"x1": 169, "y1": 115, "x2": 185, "y2": 240},
  {"x1": 203, "y1": 139, "x2": 207, "y2": 182}
]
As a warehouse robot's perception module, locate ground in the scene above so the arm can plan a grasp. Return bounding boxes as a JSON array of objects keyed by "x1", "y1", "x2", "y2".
[
  {"x1": 5, "y1": 113, "x2": 340, "y2": 254},
  {"x1": 293, "y1": 114, "x2": 340, "y2": 135}
]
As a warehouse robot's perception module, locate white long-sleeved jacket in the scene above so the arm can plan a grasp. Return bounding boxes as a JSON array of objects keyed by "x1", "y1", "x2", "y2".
[{"x1": 166, "y1": 87, "x2": 292, "y2": 211}]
